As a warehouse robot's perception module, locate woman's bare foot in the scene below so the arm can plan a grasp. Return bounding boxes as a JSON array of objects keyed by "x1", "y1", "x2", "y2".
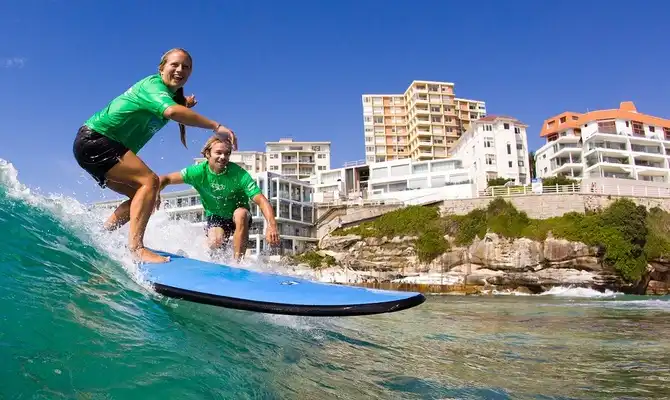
[{"x1": 131, "y1": 247, "x2": 170, "y2": 264}]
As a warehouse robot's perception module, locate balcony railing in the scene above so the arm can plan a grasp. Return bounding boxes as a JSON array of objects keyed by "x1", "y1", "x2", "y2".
[{"x1": 478, "y1": 182, "x2": 670, "y2": 198}]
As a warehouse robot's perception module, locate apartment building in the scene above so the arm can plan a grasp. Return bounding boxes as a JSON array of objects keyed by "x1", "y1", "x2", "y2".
[
  {"x1": 265, "y1": 138, "x2": 331, "y2": 181},
  {"x1": 311, "y1": 157, "x2": 473, "y2": 204},
  {"x1": 362, "y1": 80, "x2": 486, "y2": 163},
  {"x1": 91, "y1": 172, "x2": 317, "y2": 256},
  {"x1": 449, "y1": 115, "x2": 531, "y2": 190},
  {"x1": 194, "y1": 151, "x2": 266, "y2": 174},
  {"x1": 535, "y1": 101, "x2": 670, "y2": 183}
]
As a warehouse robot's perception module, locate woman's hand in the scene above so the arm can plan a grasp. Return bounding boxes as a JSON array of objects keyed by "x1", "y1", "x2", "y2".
[
  {"x1": 215, "y1": 124, "x2": 238, "y2": 150},
  {"x1": 185, "y1": 94, "x2": 197, "y2": 108}
]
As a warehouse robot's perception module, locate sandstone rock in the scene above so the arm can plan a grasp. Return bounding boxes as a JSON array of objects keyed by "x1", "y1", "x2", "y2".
[
  {"x1": 293, "y1": 229, "x2": 666, "y2": 295},
  {"x1": 319, "y1": 234, "x2": 360, "y2": 251},
  {"x1": 646, "y1": 280, "x2": 670, "y2": 295}
]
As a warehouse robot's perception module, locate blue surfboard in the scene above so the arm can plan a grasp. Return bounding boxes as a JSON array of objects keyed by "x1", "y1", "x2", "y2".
[{"x1": 138, "y1": 249, "x2": 426, "y2": 317}]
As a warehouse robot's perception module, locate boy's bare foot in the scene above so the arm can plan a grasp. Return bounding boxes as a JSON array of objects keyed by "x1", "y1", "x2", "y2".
[{"x1": 131, "y1": 247, "x2": 170, "y2": 264}]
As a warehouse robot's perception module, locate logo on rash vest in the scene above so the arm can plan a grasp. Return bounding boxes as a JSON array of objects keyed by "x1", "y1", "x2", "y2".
[{"x1": 209, "y1": 182, "x2": 229, "y2": 200}]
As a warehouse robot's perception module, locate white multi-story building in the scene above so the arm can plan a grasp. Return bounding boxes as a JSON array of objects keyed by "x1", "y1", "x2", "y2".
[
  {"x1": 535, "y1": 101, "x2": 670, "y2": 183},
  {"x1": 362, "y1": 80, "x2": 486, "y2": 163},
  {"x1": 265, "y1": 138, "x2": 331, "y2": 181},
  {"x1": 91, "y1": 170, "x2": 317, "y2": 256},
  {"x1": 449, "y1": 115, "x2": 531, "y2": 190},
  {"x1": 311, "y1": 157, "x2": 474, "y2": 204}
]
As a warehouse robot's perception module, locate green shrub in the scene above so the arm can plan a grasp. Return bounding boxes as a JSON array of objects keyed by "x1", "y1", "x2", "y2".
[
  {"x1": 415, "y1": 228, "x2": 449, "y2": 263},
  {"x1": 325, "y1": 198, "x2": 667, "y2": 283},
  {"x1": 542, "y1": 176, "x2": 578, "y2": 186},
  {"x1": 487, "y1": 177, "x2": 514, "y2": 187}
]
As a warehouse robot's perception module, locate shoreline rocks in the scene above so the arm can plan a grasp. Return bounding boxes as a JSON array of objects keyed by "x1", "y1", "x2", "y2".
[{"x1": 285, "y1": 232, "x2": 670, "y2": 296}]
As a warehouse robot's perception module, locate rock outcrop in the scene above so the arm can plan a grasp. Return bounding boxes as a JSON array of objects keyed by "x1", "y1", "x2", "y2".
[{"x1": 294, "y1": 232, "x2": 670, "y2": 295}]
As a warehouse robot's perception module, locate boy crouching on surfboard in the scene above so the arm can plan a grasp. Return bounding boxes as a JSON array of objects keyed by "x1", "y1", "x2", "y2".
[{"x1": 158, "y1": 135, "x2": 280, "y2": 261}]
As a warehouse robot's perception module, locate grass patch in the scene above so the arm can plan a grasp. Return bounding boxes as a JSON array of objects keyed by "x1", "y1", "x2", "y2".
[
  {"x1": 290, "y1": 251, "x2": 336, "y2": 269},
  {"x1": 331, "y1": 197, "x2": 670, "y2": 283}
]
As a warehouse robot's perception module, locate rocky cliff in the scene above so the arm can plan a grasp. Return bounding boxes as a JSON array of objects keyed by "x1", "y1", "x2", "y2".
[{"x1": 291, "y1": 232, "x2": 670, "y2": 295}]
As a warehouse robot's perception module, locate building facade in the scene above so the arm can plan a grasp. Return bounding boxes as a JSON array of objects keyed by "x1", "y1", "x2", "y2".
[
  {"x1": 535, "y1": 101, "x2": 670, "y2": 183},
  {"x1": 265, "y1": 138, "x2": 331, "y2": 181},
  {"x1": 91, "y1": 170, "x2": 317, "y2": 257},
  {"x1": 362, "y1": 80, "x2": 486, "y2": 163},
  {"x1": 311, "y1": 157, "x2": 474, "y2": 204},
  {"x1": 449, "y1": 115, "x2": 531, "y2": 190}
]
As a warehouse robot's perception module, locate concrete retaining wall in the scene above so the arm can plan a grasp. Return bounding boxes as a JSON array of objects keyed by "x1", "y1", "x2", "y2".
[{"x1": 440, "y1": 193, "x2": 670, "y2": 219}]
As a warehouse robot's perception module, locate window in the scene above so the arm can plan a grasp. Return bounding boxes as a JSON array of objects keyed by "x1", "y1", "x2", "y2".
[
  {"x1": 649, "y1": 126, "x2": 656, "y2": 133},
  {"x1": 507, "y1": 143, "x2": 511, "y2": 154},
  {"x1": 483, "y1": 124, "x2": 493, "y2": 132},
  {"x1": 514, "y1": 127, "x2": 521, "y2": 134},
  {"x1": 270, "y1": 165, "x2": 279, "y2": 171},
  {"x1": 560, "y1": 116, "x2": 566, "y2": 123},
  {"x1": 365, "y1": 146, "x2": 374, "y2": 152},
  {"x1": 312, "y1": 145, "x2": 321, "y2": 151},
  {"x1": 632, "y1": 121, "x2": 644, "y2": 136},
  {"x1": 317, "y1": 166, "x2": 326, "y2": 171},
  {"x1": 484, "y1": 138, "x2": 493, "y2": 148},
  {"x1": 508, "y1": 161, "x2": 513, "y2": 168},
  {"x1": 374, "y1": 116, "x2": 383, "y2": 124},
  {"x1": 516, "y1": 143, "x2": 523, "y2": 150},
  {"x1": 597, "y1": 120, "x2": 616, "y2": 134},
  {"x1": 485, "y1": 154, "x2": 495, "y2": 165},
  {"x1": 317, "y1": 154, "x2": 326, "y2": 159},
  {"x1": 269, "y1": 153, "x2": 278, "y2": 159},
  {"x1": 365, "y1": 137, "x2": 373, "y2": 143},
  {"x1": 504, "y1": 123, "x2": 510, "y2": 130},
  {"x1": 518, "y1": 160, "x2": 525, "y2": 167}
]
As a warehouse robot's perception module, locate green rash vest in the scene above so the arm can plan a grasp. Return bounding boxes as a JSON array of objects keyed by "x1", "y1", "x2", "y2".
[
  {"x1": 84, "y1": 74, "x2": 178, "y2": 154},
  {"x1": 180, "y1": 161, "x2": 262, "y2": 219}
]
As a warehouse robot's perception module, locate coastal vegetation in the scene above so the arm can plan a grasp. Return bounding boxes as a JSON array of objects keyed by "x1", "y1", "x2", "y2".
[
  {"x1": 331, "y1": 198, "x2": 670, "y2": 283},
  {"x1": 290, "y1": 250, "x2": 336, "y2": 270}
]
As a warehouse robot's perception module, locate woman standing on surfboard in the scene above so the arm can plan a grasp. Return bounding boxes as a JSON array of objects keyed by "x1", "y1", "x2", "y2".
[{"x1": 73, "y1": 48, "x2": 236, "y2": 264}]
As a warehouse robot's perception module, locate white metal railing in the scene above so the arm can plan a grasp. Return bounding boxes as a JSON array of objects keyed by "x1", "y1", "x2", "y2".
[{"x1": 478, "y1": 183, "x2": 670, "y2": 198}]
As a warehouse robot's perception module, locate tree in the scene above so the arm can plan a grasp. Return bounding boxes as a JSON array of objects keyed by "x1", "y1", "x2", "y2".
[{"x1": 528, "y1": 150, "x2": 537, "y2": 179}]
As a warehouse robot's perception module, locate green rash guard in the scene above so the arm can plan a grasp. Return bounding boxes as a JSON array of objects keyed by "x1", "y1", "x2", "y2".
[
  {"x1": 84, "y1": 74, "x2": 178, "y2": 154},
  {"x1": 181, "y1": 161, "x2": 262, "y2": 219}
]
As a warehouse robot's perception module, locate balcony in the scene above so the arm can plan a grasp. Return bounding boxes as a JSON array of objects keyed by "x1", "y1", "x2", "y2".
[
  {"x1": 584, "y1": 141, "x2": 627, "y2": 158},
  {"x1": 634, "y1": 160, "x2": 665, "y2": 169},
  {"x1": 631, "y1": 144, "x2": 663, "y2": 155},
  {"x1": 586, "y1": 154, "x2": 629, "y2": 168}
]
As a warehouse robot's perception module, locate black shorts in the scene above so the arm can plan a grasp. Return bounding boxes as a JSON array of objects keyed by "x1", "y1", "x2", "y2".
[
  {"x1": 72, "y1": 125, "x2": 129, "y2": 188},
  {"x1": 205, "y1": 212, "x2": 253, "y2": 236}
]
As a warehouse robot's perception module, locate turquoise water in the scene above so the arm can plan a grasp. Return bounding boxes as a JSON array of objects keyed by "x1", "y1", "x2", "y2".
[{"x1": 2, "y1": 158, "x2": 670, "y2": 399}]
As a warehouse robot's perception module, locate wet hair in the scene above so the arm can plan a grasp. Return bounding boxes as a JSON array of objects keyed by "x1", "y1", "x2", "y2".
[
  {"x1": 201, "y1": 135, "x2": 233, "y2": 158},
  {"x1": 158, "y1": 48, "x2": 193, "y2": 149}
]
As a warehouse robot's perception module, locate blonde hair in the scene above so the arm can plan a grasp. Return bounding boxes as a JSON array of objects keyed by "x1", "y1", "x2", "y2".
[
  {"x1": 201, "y1": 135, "x2": 233, "y2": 158},
  {"x1": 158, "y1": 48, "x2": 193, "y2": 149}
]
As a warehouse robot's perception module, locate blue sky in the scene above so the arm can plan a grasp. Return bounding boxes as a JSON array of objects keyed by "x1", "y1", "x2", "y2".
[{"x1": 1, "y1": 0, "x2": 669, "y2": 203}]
